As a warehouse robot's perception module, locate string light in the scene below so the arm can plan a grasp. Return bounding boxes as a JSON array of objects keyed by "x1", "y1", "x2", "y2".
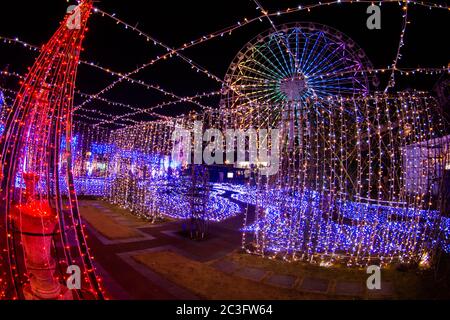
[
  {"x1": 87, "y1": 1, "x2": 389, "y2": 113},
  {"x1": 66, "y1": 91, "x2": 450, "y2": 267},
  {"x1": 0, "y1": 35, "x2": 215, "y2": 115},
  {"x1": 0, "y1": 1, "x2": 447, "y2": 299},
  {"x1": 0, "y1": 70, "x2": 221, "y2": 127},
  {"x1": 88, "y1": 1, "x2": 450, "y2": 117},
  {"x1": 385, "y1": 0, "x2": 409, "y2": 92},
  {"x1": 0, "y1": 0, "x2": 104, "y2": 300},
  {"x1": 229, "y1": 93, "x2": 447, "y2": 266}
]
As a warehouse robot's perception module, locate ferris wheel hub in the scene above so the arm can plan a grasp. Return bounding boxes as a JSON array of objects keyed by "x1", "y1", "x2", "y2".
[{"x1": 279, "y1": 75, "x2": 308, "y2": 101}]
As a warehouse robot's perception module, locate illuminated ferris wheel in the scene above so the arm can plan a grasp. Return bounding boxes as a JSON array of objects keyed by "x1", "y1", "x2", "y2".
[{"x1": 224, "y1": 22, "x2": 375, "y2": 111}]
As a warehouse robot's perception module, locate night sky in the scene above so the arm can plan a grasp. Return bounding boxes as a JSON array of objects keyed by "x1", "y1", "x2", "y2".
[{"x1": 0, "y1": 0, "x2": 448, "y2": 123}]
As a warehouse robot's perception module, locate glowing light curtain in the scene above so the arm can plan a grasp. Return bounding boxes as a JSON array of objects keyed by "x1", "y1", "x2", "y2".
[{"x1": 235, "y1": 93, "x2": 447, "y2": 267}]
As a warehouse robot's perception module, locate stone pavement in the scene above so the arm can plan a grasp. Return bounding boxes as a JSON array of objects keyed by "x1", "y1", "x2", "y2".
[
  {"x1": 81, "y1": 199, "x2": 243, "y2": 299},
  {"x1": 80, "y1": 200, "x2": 394, "y2": 300},
  {"x1": 210, "y1": 257, "x2": 394, "y2": 298}
]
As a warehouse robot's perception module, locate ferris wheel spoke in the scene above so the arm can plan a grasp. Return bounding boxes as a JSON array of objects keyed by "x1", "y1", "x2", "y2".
[
  {"x1": 238, "y1": 59, "x2": 283, "y2": 82},
  {"x1": 236, "y1": 69, "x2": 277, "y2": 85},
  {"x1": 308, "y1": 73, "x2": 356, "y2": 87},
  {"x1": 273, "y1": 33, "x2": 295, "y2": 76},
  {"x1": 236, "y1": 88, "x2": 279, "y2": 106},
  {"x1": 307, "y1": 43, "x2": 349, "y2": 76},
  {"x1": 298, "y1": 29, "x2": 310, "y2": 72},
  {"x1": 309, "y1": 62, "x2": 365, "y2": 89},
  {"x1": 294, "y1": 28, "x2": 301, "y2": 74},
  {"x1": 312, "y1": 78, "x2": 358, "y2": 93},
  {"x1": 266, "y1": 38, "x2": 291, "y2": 77},
  {"x1": 301, "y1": 38, "x2": 332, "y2": 75},
  {"x1": 301, "y1": 32, "x2": 325, "y2": 75},
  {"x1": 253, "y1": 46, "x2": 289, "y2": 79},
  {"x1": 311, "y1": 84, "x2": 351, "y2": 96},
  {"x1": 232, "y1": 78, "x2": 277, "y2": 90},
  {"x1": 225, "y1": 22, "x2": 373, "y2": 120},
  {"x1": 231, "y1": 76, "x2": 277, "y2": 89},
  {"x1": 249, "y1": 49, "x2": 285, "y2": 79},
  {"x1": 308, "y1": 74, "x2": 353, "y2": 88},
  {"x1": 287, "y1": 30, "x2": 303, "y2": 72},
  {"x1": 304, "y1": 41, "x2": 344, "y2": 76},
  {"x1": 309, "y1": 61, "x2": 362, "y2": 88},
  {"x1": 285, "y1": 41, "x2": 297, "y2": 75}
]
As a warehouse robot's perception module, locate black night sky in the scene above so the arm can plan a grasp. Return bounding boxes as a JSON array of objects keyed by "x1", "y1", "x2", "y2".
[{"x1": 0, "y1": 0, "x2": 448, "y2": 123}]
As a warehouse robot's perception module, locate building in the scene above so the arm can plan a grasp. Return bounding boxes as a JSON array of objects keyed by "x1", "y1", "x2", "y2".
[{"x1": 403, "y1": 135, "x2": 450, "y2": 200}]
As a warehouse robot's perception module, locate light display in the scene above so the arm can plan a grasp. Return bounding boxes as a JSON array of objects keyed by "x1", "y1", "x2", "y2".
[
  {"x1": 64, "y1": 88, "x2": 449, "y2": 266},
  {"x1": 0, "y1": 38, "x2": 218, "y2": 126},
  {"x1": 0, "y1": 0, "x2": 104, "y2": 299},
  {"x1": 0, "y1": 89, "x2": 5, "y2": 136},
  {"x1": 69, "y1": 1, "x2": 450, "y2": 126},
  {"x1": 74, "y1": 120, "x2": 242, "y2": 223},
  {"x1": 1, "y1": 11, "x2": 448, "y2": 128},
  {"x1": 0, "y1": 0, "x2": 447, "y2": 303},
  {"x1": 217, "y1": 19, "x2": 448, "y2": 265},
  {"x1": 87, "y1": 0, "x2": 449, "y2": 116},
  {"x1": 65, "y1": 85, "x2": 449, "y2": 267},
  {"x1": 223, "y1": 22, "x2": 374, "y2": 109},
  {"x1": 385, "y1": 1, "x2": 409, "y2": 91},
  {"x1": 224, "y1": 92, "x2": 448, "y2": 266},
  {"x1": 130, "y1": 179, "x2": 241, "y2": 222}
]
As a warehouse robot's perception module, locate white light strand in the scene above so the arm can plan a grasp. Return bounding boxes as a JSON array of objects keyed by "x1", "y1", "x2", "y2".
[
  {"x1": 0, "y1": 35, "x2": 215, "y2": 112},
  {"x1": 385, "y1": 1, "x2": 409, "y2": 92}
]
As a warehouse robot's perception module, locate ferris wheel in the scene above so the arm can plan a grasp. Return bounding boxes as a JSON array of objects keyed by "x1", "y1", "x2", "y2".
[{"x1": 223, "y1": 22, "x2": 375, "y2": 112}]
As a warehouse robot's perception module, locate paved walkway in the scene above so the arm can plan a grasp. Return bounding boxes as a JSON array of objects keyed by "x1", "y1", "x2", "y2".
[
  {"x1": 211, "y1": 259, "x2": 393, "y2": 298},
  {"x1": 81, "y1": 199, "x2": 244, "y2": 299},
  {"x1": 80, "y1": 200, "x2": 394, "y2": 300}
]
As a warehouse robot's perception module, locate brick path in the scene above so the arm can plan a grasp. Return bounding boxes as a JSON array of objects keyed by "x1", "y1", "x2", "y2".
[
  {"x1": 81, "y1": 200, "x2": 393, "y2": 300},
  {"x1": 82, "y1": 199, "x2": 243, "y2": 299}
]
